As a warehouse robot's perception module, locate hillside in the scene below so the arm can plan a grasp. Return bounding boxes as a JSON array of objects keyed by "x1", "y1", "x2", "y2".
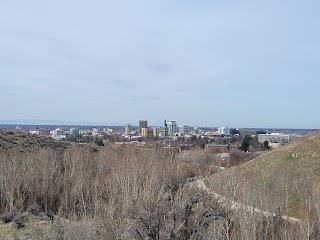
[
  {"x1": 1, "y1": 131, "x2": 320, "y2": 239},
  {"x1": 0, "y1": 130, "x2": 68, "y2": 152},
  {"x1": 206, "y1": 130, "x2": 320, "y2": 219}
]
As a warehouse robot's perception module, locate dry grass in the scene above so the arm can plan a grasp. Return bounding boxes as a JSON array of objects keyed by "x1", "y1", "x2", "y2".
[{"x1": 207, "y1": 130, "x2": 320, "y2": 220}]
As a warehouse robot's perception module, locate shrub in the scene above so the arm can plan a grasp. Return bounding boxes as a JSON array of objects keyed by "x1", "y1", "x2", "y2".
[
  {"x1": 13, "y1": 213, "x2": 25, "y2": 229},
  {"x1": 0, "y1": 210, "x2": 17, "y2": 223}
]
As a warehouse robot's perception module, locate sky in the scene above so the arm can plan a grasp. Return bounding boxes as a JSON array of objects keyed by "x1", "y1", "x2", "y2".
[{"x1": 0, "y1": 0, "x2": 319, "y2": 128}]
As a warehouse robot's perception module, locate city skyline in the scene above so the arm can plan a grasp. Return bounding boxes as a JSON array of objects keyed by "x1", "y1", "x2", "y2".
[{"x1": 1, "y1": 1, "x2": 320, "y2": 129}]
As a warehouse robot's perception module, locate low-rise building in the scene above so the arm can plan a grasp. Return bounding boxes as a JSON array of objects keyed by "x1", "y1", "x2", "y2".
[
  {"x1": 69, "y1": 128, "x2": 80, "y2": 135},
  {"x1": 30, "y1": 130, "x2": 41, "y2": 135},
  {"x1": 218, "y1": 127, "x2": 230, "y2": 136},
  {"x1": 104, "y1": 128, "x2": 114, "y2": 133},
  {"x1": 179, "y1": 125, "x2": 192, "y2": 134},
  {"x1": 50, "y1": 128, "x2": 64, "y2": 136},
  {"x1": 50, "y1": 128, "x2": 66, "y2": 140},
  {"x1": 258, "y1": 133, "x2": 290, "y2": 144}
]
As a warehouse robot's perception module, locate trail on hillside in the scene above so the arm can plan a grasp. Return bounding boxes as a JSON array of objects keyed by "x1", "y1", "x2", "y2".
[{"x1": 187, "y1": 178, "x2": 302, "y2": 225}]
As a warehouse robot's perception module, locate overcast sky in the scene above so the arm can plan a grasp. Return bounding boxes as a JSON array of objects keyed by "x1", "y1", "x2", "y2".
[{"x1": 0, "y1": 0, "x2": 319, "y2": 128}]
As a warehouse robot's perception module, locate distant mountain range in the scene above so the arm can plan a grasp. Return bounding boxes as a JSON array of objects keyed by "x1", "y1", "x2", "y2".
[{"x1": 0, "y1": 120, "x2": 317, "y2": 130}]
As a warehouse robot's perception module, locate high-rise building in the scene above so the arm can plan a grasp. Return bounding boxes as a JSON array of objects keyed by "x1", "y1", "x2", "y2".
[
  {"x1": 139, "y1": 120, "x2": 148, "y2": 134},
  {"x1": 125, "y1": 124, "x2": 131, "y2": 135},
  {"x1": 153, "y1": 128, "x2": 159, "y2": 138},
  {"x1": 166, "y1": 121, "x2": 177, "y2": 135},
  {"x1": 141, "y1": 127, "x2": 153, "y2": 138},
  {"x1": 163, "y1": 119, "x2": 168, "y2": 136}
]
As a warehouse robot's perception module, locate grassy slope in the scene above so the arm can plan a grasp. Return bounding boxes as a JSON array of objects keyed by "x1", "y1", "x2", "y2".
[
  {"x1": 0, "y1": 130, "x2": 68, "y2": 152},
  {"x1": 206, "y1": 130, "x2": 320, "y2": 219}
]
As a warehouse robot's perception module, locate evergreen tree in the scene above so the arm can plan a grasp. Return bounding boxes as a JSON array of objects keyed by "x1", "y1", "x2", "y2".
[{"x1": 241, "y1": 135, "x2": 250, "y2": 152}]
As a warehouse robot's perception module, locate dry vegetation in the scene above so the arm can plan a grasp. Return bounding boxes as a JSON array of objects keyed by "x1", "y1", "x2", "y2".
[
  {"x1": 0, "y1": 130, "x2": 68, "y2": 152},
  {"x1": 0, "y1": 141, "x2": 224, "y2": 239},
  {"x1": 0, "y1": 130, "x2": 320, "y2": 239},
  {"x1": 207, "y1": 130, "x2": 320, "y2": 239}
]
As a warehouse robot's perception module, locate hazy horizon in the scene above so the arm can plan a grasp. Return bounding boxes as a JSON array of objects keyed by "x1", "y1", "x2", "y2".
[
  {"x1": 0, "y1": 119, "x2": 318, "y2": 130},
  {"x1": 1, "y1": 1, "x2": 319, "y2": 129}
]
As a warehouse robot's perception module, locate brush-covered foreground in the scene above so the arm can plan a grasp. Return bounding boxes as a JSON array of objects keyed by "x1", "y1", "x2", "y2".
[
  {"x1": 0, "y1": 130, "x2": 320, "y2": 239},
  {"x1": 0, "y1": 144, "x2": 230, "y2": 239}
]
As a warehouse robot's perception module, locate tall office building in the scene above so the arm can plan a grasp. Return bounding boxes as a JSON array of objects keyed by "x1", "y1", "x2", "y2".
[
  {"x1": 125, "y1": 124, "x2": 131, "y2": 135},
  {"x1": 139, "y1": 120, "x2": 147, "y2": 134},
  {"x1": 166, "y1": 121, "x2": 177, "y2": 135},
  {"x1": 153, "y1": 128, "x2": 159, "y2": 138},
  {"x1": 163, "y1": 119, "x2": 168, "y2": 136},
  {"x1": 141, "y1": 127, "x2": 153, "y2": 138}
]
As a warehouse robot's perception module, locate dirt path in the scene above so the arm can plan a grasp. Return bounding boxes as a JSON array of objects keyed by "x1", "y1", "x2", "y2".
[{"x1": 187, "y1": 178, "x2": 302, "y2": 225}]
